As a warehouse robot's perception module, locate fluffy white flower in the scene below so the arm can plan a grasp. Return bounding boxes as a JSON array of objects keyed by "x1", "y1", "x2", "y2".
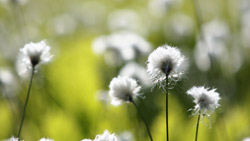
[
  {"x1": 16, "y1": 40, "x2": 53, "y2": 76},
  {"x1": 94, "y1": 130, "x2": 117, "y2": 141},
  {"x1": 82, "y1": 130, "x2": 117, "y2": 141},
  {"x1": 147, "y1": 45, "x2": 185, "y2": 84},
  {"x1": 187, "y1": 86, "x2": 220, "y2": 116},
  {"x1": 4, "y1": 136, "x2": 19, "y2": 141},
  {"x1": 119, "y1": 62, "x2": 152, "y2": 87},
  {"x1": 39, "y1": 138, "x2": 54, "y2": 141},
  {"x1": 109, "y1": 76, "x2": 141, "y2": 106}
]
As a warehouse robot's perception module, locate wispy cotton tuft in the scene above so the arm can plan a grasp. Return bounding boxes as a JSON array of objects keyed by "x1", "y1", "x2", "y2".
[
  {"x1": 82, "y1": 130, "x2": 117, "y2": 141},
  {"x1": 147, "y1": 45, "x2": 185, "y2": 84},
  {"x1": 39, "y1": 138, "x2": 54, "y2": 141},
  {"x1": 109, "y1": 76, "x2": 141, "y2": 106},
  {"x1": 4, "y1": 136, "x2": 19, "y2": 141},
  {"x1": 16, "y1": 40, "x2": 53, "y2": 76},
  {"x1": 187, "y1": 86, "x2": 220, "y2": 116}
]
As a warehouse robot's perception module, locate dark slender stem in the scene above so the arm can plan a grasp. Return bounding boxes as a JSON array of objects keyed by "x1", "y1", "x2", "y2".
[
  {"x1": 195, "y1": 113, "x2": 201, "y2": 141},
  {"x1": 17, "y1": 67, "x2": 35, "y2": 139},
  {"x1": 166, "y1": 74, "x2": 169, "y2": 141},
  {"x1": 131, "y1": 100, "x2": 153, "y2": 141}
]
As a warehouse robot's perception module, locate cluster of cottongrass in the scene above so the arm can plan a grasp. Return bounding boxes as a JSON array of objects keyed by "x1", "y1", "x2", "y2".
[
  {"x1": 0, "y1": 25, "x2": 247, "y2": 141},
  {"x1": 1, "y1": 0, "x2": 249, "y2": 140},
  {"x1": 92, "y1": 34, "x2": 222, "y2": 141}
]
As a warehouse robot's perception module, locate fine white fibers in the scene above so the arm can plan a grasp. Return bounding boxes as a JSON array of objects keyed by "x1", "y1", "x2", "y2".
[
  {"x1": 147, "y1": 45, "x2": 185, "y2": 84},
  {"x1": 82, "y1": 130, "x2": 117, "y2": 141},
  {"x1": 4, "y1": 137, "x2": 19, "y2": 141},
  {"x1": 17, "y1": 40, "x2": 53, "y2": 76},
  {"x1": 109, "y1": 76, "x2": 141, "y2": 106},
  {"x1": 39, "y1": 138, "x2": 54, "y2": 141},
  {"x1": 187, "y1": 86, "x2": 220, "y2": 116}
]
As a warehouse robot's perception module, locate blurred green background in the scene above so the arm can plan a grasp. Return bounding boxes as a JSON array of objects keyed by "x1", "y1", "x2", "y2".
[{"x1": 0, "y1": 0, "x2": 250, "y2": 140}]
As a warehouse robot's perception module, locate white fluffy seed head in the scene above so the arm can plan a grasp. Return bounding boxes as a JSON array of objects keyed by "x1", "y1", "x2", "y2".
[
  {"x1": 109, "y1": 76, "x2": 141, "y2": 106},
  {"x1": 147, "y1": 45, "x2": 185, "y2": 84},
  {"x1": 4, "y1": 136, "x2": 19, "y2": 141},
  {"x1": 82, "y1": 130, "x2": 117, "y2": 141},
  {"x1": 16, "y1": 40, "x2": 53, "y2": 77},
  {"x1": 39, "y1": 138, "x2": 54, "y2": 141},
  {"x1": 187, "y1": 86, "x2": 221, "y2": 116}
]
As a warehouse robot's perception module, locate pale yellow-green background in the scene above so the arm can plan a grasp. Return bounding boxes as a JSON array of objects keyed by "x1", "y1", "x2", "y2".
[{"x1": 0, "y1": 0, "x2": 250, "y2": 140}]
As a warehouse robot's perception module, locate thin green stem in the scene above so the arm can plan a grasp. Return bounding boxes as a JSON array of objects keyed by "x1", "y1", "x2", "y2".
[
  {"x1": 131, "y1": 100, "x2": 153, "y2": 141},
  {"x1": 195, "y1": 113, "x2": 201, "y2": 141},
  {"x1": 17, "y1": 67, "x2": 35, "y2": 139},
  {"x1": 166, "y1": 74, "x2": 169, "y2": 141}
]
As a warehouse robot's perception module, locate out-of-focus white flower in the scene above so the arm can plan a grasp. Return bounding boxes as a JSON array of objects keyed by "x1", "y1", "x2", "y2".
[
  {"x1": 118, "y1": 131, "x2": 134, "y2": 141},
  {"x1": 187, "y1": 86, "x2": 220, "y2": 116},
  {"x1": 92, "y1": 31, "x2": 152, "y2": 66},
  {"x1": 81, "y1": 139, "x2": 92, "y2": 141},
  {"x1": 108, "y1": 9, "x2": 146, "y2": 35},
  {"x1": 0, "y1": 68, "x2": 19, "y2": 97},
  {"x1": 82, "y1": 130, "x2": 118, "y2": 141},
  {"x1": 119, "y1": 62, "x2": 152, "y2": 87},
  {"x1": 148, "y1": 0, "x2": 182, "y2": 17},
  {"x1": 47, "y1": 14, "x2": 77, "y2": 36},
  {"x1": 95, "y1": 90, "x2": 110, "y2": 104},
  {"x1": 147, "y1": 45, "x2": 185, "y2": 84},
  {"x1": 16, "y1": 40, "x2": 53, "y2": 76},
  {"x1": 39, "y1": 138, "x2": 54, "y2": 141},
  {"x1": 194, "y1": 20, "x2": 230, "y2": 72},
  {"x1": 164, "y1": 13, "x2": 194, "y2": 42},
  {"x1": 241, "y1": 3, "x2": 250, "y2": 48},
  {"x1": 4, "y1": 136, "x2": 19, "y2": 141},
  {"x1": 194, "y1": 20, "x2": 243, "y2": 74},
  {"x1": 243, "y1": 137, "x2": 250, "y2": 141},
  {"x1": 109, "y1": 76, "x2": 141, "y2": 106},
  {"x1": 0, "y1": 0, "x2": 28, "y2": 5}
]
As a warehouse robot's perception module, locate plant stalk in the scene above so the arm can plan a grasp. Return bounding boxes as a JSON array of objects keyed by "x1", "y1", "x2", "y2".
[
  {"x1": 17, "y1": 67, "x2": 35, "y2": 139},
  {"x1": 131, "y1": 100, "x2": 153, "y2": 141},
  {"x1": 166, "y1": 74, "x2": 169, "y2": 141},
  {"x1": 195, "y1": 113, "x2": 201, "y2": 141}
]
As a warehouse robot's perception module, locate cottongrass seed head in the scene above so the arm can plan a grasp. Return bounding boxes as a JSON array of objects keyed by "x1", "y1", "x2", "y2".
[
  {"x1": 39, "y1": 138, "x2": 54, "y2": 141},
  {"x1": 147, "y1": 45, "x2": 185, "y2": 85},
  {"x1": 17, "y1": 40, "x2": 53, "y2": 76},
  {"x1": 82, "y1": 130, "x2": 117, "y2": 141},
  {"x1": 109, "y1": 76, "x2": 141, "y2": 106},
  {"x1": 187, "y1": 86, "x2": 221, "y2": 116},
  {"x1": 4, "y1": 136, "x2": 19, "y2": 141}
]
